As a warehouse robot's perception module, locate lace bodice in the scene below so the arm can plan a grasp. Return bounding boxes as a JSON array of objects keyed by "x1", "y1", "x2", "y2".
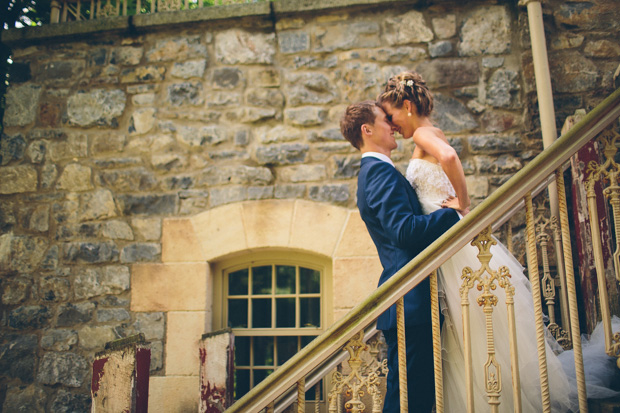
[{"x1": 406, "y1": 158, "x2": 456, "y2": 215}]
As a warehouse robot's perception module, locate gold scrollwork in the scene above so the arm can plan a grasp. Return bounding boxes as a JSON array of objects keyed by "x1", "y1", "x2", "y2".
[
  {"x1": 328, "y1": 331, "x2": 388, "y2": 413},
  {"x1": 460, "y1": 226, "x2": 517, "y2": 409},
  {"x1": 98, "y1": 0, "x2": 118, "y2": 17}
]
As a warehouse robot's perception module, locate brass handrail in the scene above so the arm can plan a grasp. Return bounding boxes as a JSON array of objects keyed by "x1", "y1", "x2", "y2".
[{"x1": 225, "y1": 87, "x2": 620, "y2": 413}]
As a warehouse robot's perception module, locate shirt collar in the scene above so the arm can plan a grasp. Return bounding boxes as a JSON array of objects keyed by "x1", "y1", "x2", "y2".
[{"x1": 362, "y1": 152, "x2": 394, "y2": 167}]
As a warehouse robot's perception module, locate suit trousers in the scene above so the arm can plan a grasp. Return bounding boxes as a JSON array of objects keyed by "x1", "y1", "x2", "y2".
[{"x1": 382, "y1": 323, "x2": 436, "y2": 413}]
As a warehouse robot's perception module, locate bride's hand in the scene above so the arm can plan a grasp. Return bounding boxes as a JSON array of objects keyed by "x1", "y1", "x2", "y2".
[{"x1": 441, "y1": 196, "x2": 470, "y2": 216}]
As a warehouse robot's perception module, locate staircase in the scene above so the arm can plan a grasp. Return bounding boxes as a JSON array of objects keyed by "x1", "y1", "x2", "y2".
[{"x1": 224, "y1": 88, "x2": 620, "y2": 413}]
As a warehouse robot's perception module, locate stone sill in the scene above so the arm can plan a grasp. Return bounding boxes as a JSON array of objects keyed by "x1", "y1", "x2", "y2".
[{"x1": 1, "y1": 0, "x2": 417, "y2": 46}]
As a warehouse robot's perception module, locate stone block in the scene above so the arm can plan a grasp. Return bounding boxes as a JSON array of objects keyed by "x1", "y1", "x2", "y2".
[
  {"x1": 1, "y1": 275, "x2": 31, "y2": 305},
  {"x1": 111, "y1": 46, "x2": 143, "y2": 65},
  {"x1": 57, "y1": 163, "x2": 93, "y2": 192},
  {"x1": 129, "y1": 108, "x2": 156, "y2": 135},
  {"x1": 171, "y1": 59, "x2": 207, "y2": 79},
  {"x1": 432, "y1": 14, "x2": 456, "y2": 39},
  {"x1": 3, "y1": 84, "x2": 41, "y2": 127},
  {"x1": 278, "y1": 30, "x2": 310, "y2": 54},
  {"x1": 332, "y1": 155, "x2": 361, "y2": 179},
  {"x1": 314, "y1": 22, "x2": 380, "y2": 52},
  {"x1": 0, "y1": 165, "x2": 38, "y2": 194},
  {"x1": 74, "y1": 266, "x2": 130, "y2": 300},
  {"x1": 458, "y1": 5, "x2": 511, "y2": 56},
  {"x1": 243, "y1": 200, "x2": 294, "y2": 249},
  {"x1": 308, "y1": 184, "x2": 350, "y2": 205},
  {"x1": 146, "y1": 36, "x2": 207, "y2": 62},
  {"x1": 166, "y1": 311, "x2": 206, "y2": 375},
  {"x1": 57, "y1": 302, "x2": 96, "y2": 327},
  {"x1": 215, "y1": 29, "x2": 275, "y2": 65},
  {"x1": 41, "y1": 329, "x2": 79, "y2": 351},
  {"x1": 278, "y1": 165, "x2": 327, "y2": 183},
  {"x1": 67, "y1": 89, "x2": 126, "y2": 127},
  {"x1": 35, "y1": 276, "x2": 70, "y2": 302},
  {"x1": 384, "y1": 10, "x2": 433, "y2": 46},
  {"x1": 433, "y1": 93, "x2": 478, "y2": 133},
  {"x1": 468, "y1": 134, "x2": 524, "y2": 154},
  {"x1": 63, "y1": 241, "x2": 119, "y2": 264},
  {"x1": 162, "y1": 218, "x2": 203, "y2": 262},
  {"x1": 334, "y1": 211, "x2": 377, "y2": 258},
  {"x1": 255, "y1": 143, "x2": 309, "y2": 165},
  {"x1": 131, "y1": 263, "x2": 208, "y2": 311},
  {"x1": 37, "y1": 352, "x2": 89, "y2": 387},
  {"x1": 0, "y1": 334, "x2": 38, "y2": 382},
  {"x1": 289, "y1": 200, "x2": 348, "y2": 256},
  {"x1": 167, "y1": 81, "x2": 204, "y2": 106},
  {"x1": 51, "y1": 390, "x2": 91, "y2": 413},
  {"x1": 120, "y1": 243, "x2": 161, "y2": 263},
  {"x1": 148, "y1": 376, "x2": 199, "y2": 413},
  {"x1": 3, "y1": 385, "x2": 46, "y2": 412},
  {"x1": 549, "y1": 51, "x2": 598, "y2": 93},
  {"x1": 117, "y1": 194, "x2": 178, "y2": 216},
  {"x1": 0, "y1": 133, "x2": 26, "y2": 165},
  {"x1": 415, "y1": 60, "x2": 479, "y2": 89},
  {"x1": 0, "y1": 233, "x2": 48, "y2": 272},
  {"x1": 284, "y1": 107, "x2": 326, "y2": 126},
  {"x1": 486, "y1": 69, "x2": 521, "y2": 108},
  {"x1": 246, "y1": 88, "x2": 285, "y2": 108},
  {"x1": 133, "y1": 217, "x2": 162, "y2": 241},
  {"x1": 333, "y1": 257, "x2": 382, "y2": 310},
  {"x1": 192, "y1": 204, "x2": 247, "y2": 261},
  {"x1": 120, "y1": 65, "x2": 166, "y2": 83},
  {"x1": 209, "y1": 186, "x2": 248, "y2": 207},
  {"x1": 78, "y1": 325, "x2": 117, "y2": 350},
  {"x1": 212, "y1": 67, "x2": 244, "y2": 89}
]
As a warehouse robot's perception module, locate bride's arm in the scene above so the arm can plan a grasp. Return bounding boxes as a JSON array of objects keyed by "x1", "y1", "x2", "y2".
[{"x1": 413, "y1": 129, "x2": 471, "y2": 211}]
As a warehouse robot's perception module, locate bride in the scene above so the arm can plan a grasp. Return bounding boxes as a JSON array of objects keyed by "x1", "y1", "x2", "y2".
[{"x1": 377, "y1": 71, "x2": 618, "y2": 412}]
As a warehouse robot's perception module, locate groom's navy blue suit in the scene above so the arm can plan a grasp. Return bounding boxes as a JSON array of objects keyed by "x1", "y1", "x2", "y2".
[{"x1": 357, "y1": 155, "x2": 459, "y2": 412}]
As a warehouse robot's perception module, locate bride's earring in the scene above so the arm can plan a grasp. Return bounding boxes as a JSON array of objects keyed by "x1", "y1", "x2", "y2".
[{"x1": 408, "y1": 112, "x2": 412, "y2": 117}]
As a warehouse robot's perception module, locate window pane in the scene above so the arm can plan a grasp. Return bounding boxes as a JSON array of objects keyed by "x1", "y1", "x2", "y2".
[
  {"x1": 276, "y1": 265, "x2": 296, "y2": 294},
  {"x1": 228, "y1": 268, "x2": 249, "y2": 295},
  {"x1": 300, "y1": 297, "x2": 320, "y2": 327},
  {"x1": 276, "y1": 297, "x2": 296, "y2": 328},
  {"x1": 253, "y1": 336, "x2": 274, "y2": 366},
  {"x1": 253, "y1": 369, "x2": 274, "y2": 387},
  {"x1": 306, "y1": 379, "x2": 323, "y2": 401},
  {"x1": 252, "y1": 298, "x2": 272, "y2": 328},
  {"x1": 252, "y1": 266, "x2": 272, "y2": 295},
  {"x1": 300, "y1": 267, "x2": 320, "y2": 294},
  {"x1": 301, "y1": 335, "x2": 316, "y2": 348},
  {"x1": 235, "y1": 369, "x2": 250, "y2": 400},
  {"x1": 276, "y1": 336, "x2": 298, "y2": 365},
  {"x1": 235, "y1": 336, "x2": 250, "y2": 366},
  {"x1": 228, "y1": 299, "x2": 248, "y2": 328}
]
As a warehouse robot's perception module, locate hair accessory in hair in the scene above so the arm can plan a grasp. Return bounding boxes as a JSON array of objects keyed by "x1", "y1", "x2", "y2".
[{"x1": 400, "y1": 80, "x2": 414, "y2": 87}]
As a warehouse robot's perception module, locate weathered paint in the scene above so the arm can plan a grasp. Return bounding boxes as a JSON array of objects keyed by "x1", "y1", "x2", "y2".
[
  {"x1": 91, "y1": 336, "x2": 151, "y2": 413},
  {"x1": 91, "y1": 356, "x2": 109, "y2": 395},
  {"x1": 570, "y1": 139, "x2": 620, "y2": 333},
  {"x1": 199, "y1": 329, "x2": 234, "y2": 413},
  {"x1": 135, "y1": 346, "x2": 151, "y2": 413}
]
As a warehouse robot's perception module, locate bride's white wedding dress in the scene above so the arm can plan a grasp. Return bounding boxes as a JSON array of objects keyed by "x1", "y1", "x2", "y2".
[{"x1": 406, "y1": 158, "x2": 619, "y2": 412}]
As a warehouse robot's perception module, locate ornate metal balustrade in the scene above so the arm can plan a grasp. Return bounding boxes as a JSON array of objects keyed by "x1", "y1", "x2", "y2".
[
  {"x1": 49, "y1": 0, "x2": 259, "y2": 22},
  {"x1": 223, "y1": 88, "x2": 620, "y2": 413}
]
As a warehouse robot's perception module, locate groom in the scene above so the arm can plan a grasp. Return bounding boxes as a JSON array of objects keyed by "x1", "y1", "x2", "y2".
[{"x1": 340, "y1": 101, "x2": 460, "y2": 412}]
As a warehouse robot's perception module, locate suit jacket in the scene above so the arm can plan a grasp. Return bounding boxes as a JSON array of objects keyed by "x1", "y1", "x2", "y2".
[{"x1": 357, "y1": 156, "x2": 459, "y2": 330}]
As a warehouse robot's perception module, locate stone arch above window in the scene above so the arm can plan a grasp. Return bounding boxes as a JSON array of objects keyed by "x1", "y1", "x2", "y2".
[{"x1": 131, "y1": 199, "x2": 382, "y2": 409}]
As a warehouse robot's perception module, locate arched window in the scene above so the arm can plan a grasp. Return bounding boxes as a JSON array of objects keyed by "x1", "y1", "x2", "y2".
[{"x1": 213, "y1": 251, "x2": 332, "y2": 402}]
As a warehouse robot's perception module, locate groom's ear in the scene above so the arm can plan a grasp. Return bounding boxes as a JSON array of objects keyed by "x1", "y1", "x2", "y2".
[{"x1": 361, "y1": 124, "x2": 371, "y2": 135}]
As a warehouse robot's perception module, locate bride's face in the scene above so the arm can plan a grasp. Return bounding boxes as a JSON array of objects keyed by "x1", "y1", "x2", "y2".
[{"x1": 381, "y1": 101, "x2": 413, "y2": 139}]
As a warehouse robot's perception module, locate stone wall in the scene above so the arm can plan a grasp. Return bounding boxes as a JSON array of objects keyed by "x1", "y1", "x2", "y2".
[{"x1": 1, "y1": 0, "x2": 619, "y2": 410}]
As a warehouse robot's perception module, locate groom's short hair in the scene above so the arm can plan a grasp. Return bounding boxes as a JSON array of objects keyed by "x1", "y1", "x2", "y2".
[{"x1": 340, "y1": 100, "x2": 378, "y2": 150}]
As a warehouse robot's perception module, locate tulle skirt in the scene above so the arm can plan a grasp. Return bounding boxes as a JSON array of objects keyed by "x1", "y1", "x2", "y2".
[{"x1": 438, "y1": 237, "x2": 619, "y2": 412}]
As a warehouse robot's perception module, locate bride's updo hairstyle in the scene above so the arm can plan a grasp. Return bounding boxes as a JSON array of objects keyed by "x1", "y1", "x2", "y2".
[{"x1": 378, "y1": 71, "x2": 433, "y2": 117}]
